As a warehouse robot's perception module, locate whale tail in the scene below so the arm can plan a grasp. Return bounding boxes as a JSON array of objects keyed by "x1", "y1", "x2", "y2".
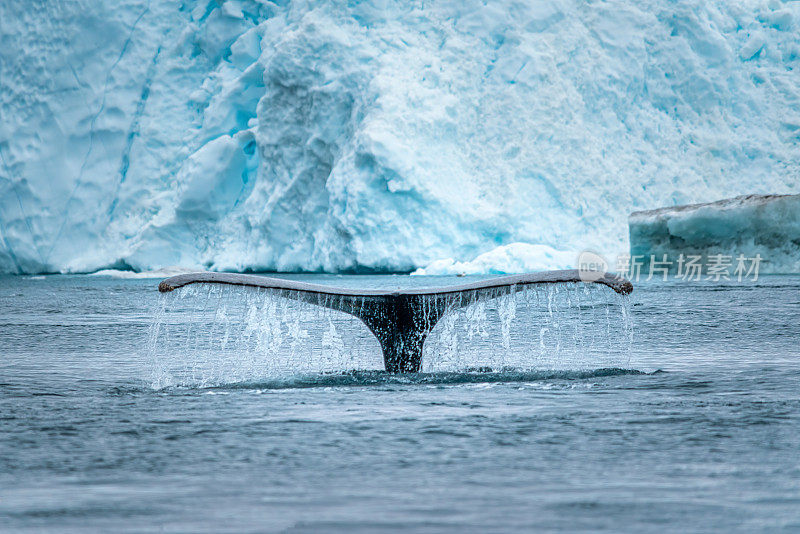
[{"x1": 158, "y1": 270, "x2": 633, "y2": 373}]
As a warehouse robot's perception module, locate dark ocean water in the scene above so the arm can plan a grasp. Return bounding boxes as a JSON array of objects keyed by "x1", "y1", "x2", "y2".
[{"x1": 1, "y1": 274, "x2": 799, "y2": 533}]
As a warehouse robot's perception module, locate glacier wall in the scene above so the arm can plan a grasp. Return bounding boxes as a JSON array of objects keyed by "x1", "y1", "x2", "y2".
[
  {"x1": 630, "y1": 194, "x2": 800, "y2": 273},
  {"x1": 1, "y1": 0, "x2": 799, "y2": 274}
]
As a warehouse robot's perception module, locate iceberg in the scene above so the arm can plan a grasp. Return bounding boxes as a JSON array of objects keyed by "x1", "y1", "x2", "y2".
[
  {"x1": 412, "y1": 243, "x2": 576, "y2": 275},
  {"x1": 1, "y1": 1, "x2": 799, "y2": 274},
  {"x1": 629, "y1": 194, "x2": 800, "y2": 273},
  {"x1": 90, "y1": 266, "x2": 198, "y2": 279}
]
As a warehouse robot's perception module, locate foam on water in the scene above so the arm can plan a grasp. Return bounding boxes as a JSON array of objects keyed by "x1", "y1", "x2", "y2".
[{"x1": 147, "y1": 283, "x2": 632, "y2": 388}]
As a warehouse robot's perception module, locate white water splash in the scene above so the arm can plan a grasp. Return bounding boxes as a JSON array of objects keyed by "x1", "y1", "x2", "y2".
[
  {"x1": 146, "y1": 282, "x2": 633, "y2": 387},
  {"x1": 424, "y1": 283, "x2": 632, "y2": 373}
]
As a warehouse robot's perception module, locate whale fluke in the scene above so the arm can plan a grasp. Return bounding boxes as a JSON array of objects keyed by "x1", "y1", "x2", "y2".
[{"x1": 158, "y1": 270, "x2": 632, "y2": 373}]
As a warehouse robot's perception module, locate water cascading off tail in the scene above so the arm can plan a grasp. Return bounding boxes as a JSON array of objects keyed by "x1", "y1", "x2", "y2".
[{"x1": 148, "y1": 271, "x2": 633, "y2": 386}]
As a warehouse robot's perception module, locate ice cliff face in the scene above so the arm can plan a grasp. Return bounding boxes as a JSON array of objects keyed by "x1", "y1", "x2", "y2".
[
  {"x1": 630, "y1": 194, "x2": 800, "y2": 273},
  {"x1": 1, "y1": 0, "x2": 799, "y2": 274}
]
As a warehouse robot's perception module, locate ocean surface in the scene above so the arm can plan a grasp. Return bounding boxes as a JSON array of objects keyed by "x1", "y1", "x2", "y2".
[{"x1": 1, "y1": 274, "x2": 799, "y2": 533}]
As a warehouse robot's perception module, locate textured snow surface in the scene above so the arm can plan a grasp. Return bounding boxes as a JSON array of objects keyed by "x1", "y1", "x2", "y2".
[
  {"x1": 1, "y1": 0, "x2": 799, "y2": 274},
  {"x1": 630, "y1": 194, "x2": 800, "y2": 273},
  {"x1": 412, "y1": 243, "x2": 575, "y2": 275},
  {"x1": 90, "y1": 266, "x2": 198, "y2": 279}
]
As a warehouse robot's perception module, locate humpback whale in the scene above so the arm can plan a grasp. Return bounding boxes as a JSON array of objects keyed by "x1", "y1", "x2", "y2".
[{"x1": 158, "y1": 270, "x2": 632, "y2": 373}]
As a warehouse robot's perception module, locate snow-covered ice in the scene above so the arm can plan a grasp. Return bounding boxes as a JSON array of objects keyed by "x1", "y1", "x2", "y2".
[
  {"x1": 1, "y1": 1, "x2": 799, "y2": 274},
  {"x1": 412, "y1": 243, "x2": 575, "y2": 275},
  {"x1": 90, "y1": 266, "x2": 198, "y2": 279}
]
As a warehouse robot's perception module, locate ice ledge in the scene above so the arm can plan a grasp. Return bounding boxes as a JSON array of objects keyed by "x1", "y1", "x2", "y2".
[
  {"x1": 629, "y1": 194, "x2": 797, "y2": 220},
  {"x1": 629, "y1": 194, "x2": 800, "y2": 274}
]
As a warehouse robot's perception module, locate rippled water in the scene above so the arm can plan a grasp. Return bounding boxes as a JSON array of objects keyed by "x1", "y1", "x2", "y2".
[{"x1": 2, "y1": 274, "x2": 799, "y2": 532}]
